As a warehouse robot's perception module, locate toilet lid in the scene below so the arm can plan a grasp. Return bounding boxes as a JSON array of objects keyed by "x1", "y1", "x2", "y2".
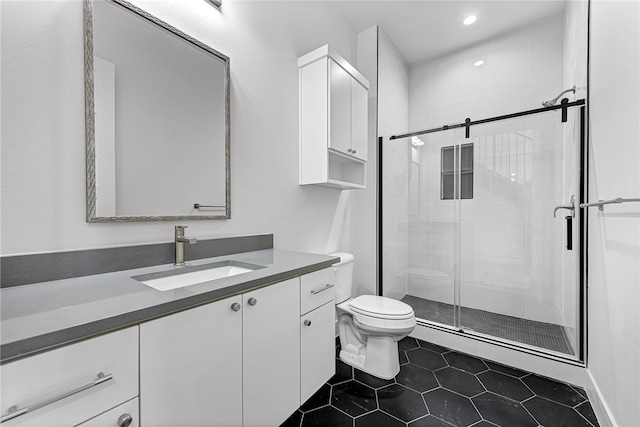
[{"x1": 349, "y1": 295, "x2": 414, "y2": 320}]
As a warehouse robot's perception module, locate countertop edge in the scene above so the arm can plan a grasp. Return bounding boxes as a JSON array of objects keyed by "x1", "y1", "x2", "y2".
[{"x1": 1, "y1": 258, "x2": 338, "y2": 364}]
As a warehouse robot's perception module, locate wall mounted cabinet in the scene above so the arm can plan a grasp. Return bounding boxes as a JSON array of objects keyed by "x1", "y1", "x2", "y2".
[{"x1": 299, "y1": 45, "x2": 369, "y2": 189}]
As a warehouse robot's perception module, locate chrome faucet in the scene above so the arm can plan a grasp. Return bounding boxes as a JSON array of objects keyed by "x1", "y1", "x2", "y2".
[{"x1": 174, "y1": 225, "x2": 197, "y2": 267}]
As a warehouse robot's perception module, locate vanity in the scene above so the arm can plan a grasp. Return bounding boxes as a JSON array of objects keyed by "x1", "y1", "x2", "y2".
[
  {"x1": 1, "y1": 248, "x2": 338, "y2": 427},
  {"x1": 2, "y1": 1, "x2": 339, "y2": 425}
]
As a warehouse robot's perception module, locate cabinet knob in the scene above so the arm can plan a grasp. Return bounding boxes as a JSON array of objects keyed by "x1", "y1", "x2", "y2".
[
  {"x1": 347, "y1": 148, "x2": 353, "y2": 153},
  {"x1": 117, "y1": 413, "x2": 133, "y2": 427},
  {"x1": 352, "y1": 149, "x2": 357, "y2": 154},
  {"x1": 231, "y1": 302, "x2": 241, "y2": 312},
  {"x1": 248, "y1": 297, "x2": 258, "y2": 306},
  {"x1": 304, "y1": 319, "x2": 312, "y2": 326}
]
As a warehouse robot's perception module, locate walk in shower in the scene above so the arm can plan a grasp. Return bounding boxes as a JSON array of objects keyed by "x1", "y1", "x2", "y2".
[{"x1": 380, "y1": 101, "x2": 586, "y2": 360}]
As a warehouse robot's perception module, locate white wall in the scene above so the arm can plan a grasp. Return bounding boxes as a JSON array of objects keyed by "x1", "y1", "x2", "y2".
[
  {"x1": 351, "y1": 26, "x2": 379, "y2": 298},
  {"x1": 378, "y1": 30, "x2": 410, "y2": 300},
  {"x1": 587, "y1": 1, "x2": 640, "y2": 426},
  {"x1": 1, "y1": 0, "x2": 362, "y2": 257}
]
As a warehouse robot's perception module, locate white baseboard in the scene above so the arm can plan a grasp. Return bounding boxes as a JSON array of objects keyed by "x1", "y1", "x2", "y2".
[{"x1": 584, "y1": 369, "x2": 617, "y2": 427}]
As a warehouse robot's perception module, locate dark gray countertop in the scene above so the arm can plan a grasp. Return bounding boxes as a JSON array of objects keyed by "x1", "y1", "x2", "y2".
[{"x1": 1, "y1": 249, "x2": 339, "y2": 364}]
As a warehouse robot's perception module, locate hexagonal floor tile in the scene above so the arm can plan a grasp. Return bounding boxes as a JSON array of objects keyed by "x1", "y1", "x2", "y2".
[
  {"x1": 576, "y1": 401, "x2": 599, "y2": 426},
  {"x1": 396, "y1": 364, "x2": 439, "y2": 393},
  {"x1": 523, "y1": 396, "x2": 596, "y2": 426},
  {"x1": 435, "y1": 366, "x2": 485, "y2": 397},
  {"x1": 399, "y1": 350, "x2": 409, "y2": 365},
  {"x1": 417, "y1": 339, "x2": 448, "y2": 354},
  {"x1": 522, "y1": 374, "x2": 587, "y2": 407},
  {"x1": 408, "y1": 414, "x2": 454, "y2": 426},
  {"x1": 331, "y1": 380, "x2": 377, "y2": 417},
  {"x1": 328, "y1": 359, "x2": 353, "y2": 385},
  {"x1": 300, "y1": 383, "x2": 331, "y2": 412},
  {"x1": 423, "y1": 388, "x2": 481, "y2": 426},
  {"x1": 406, "y1": 348, "x2": 447, "y2": 371},
  {"x1": 472, "y1": 392, "x2": 538, "y2": 427},
  {"x1": 378, "y1": 383, "x2": 429, "y2": 423},
  {"x1": 354, "y1": 410, "x2": 406, "y2": 427},
  {"x1": 354, "y1": 368, "x2": 395, "y2": 389},
  {"x1": 399, "y1": 337, "x2": 420, "y2": 351},
  {"x1": 477, "y1": 369, "x2": 534, "y2": 402},
  {"x1": 301, "y1": 406, "x2": 353, "y2": 427},
  {"x1": 280, "y1": 409, "x2": 303, "y2": 427},
  {"x1": 484, "y1": 360, "x2": 529, "y2": 378},
  {"x1": 443, "y1": 351, "x2": 488, "y2": 374}
]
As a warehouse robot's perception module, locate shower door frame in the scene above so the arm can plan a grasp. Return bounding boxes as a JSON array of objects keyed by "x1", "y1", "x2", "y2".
[{"x1": 377, "y1": 100, "x2": 588, "y2": 364}]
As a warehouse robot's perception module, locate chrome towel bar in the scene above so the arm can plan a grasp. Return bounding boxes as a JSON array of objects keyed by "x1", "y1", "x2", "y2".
[{"x1": 579, "y1": 197, "x2": 640, "y2": 211}]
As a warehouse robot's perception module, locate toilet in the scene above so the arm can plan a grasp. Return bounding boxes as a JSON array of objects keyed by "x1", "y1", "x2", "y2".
[{"x1": 331, "y1": 252, "x2": 416, "y2": 380}]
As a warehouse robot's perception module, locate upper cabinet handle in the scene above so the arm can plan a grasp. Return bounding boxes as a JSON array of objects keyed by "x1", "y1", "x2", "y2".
[
  {"x1": 0, "y1": 372, "x2": 113, "y2": 423},
  {"x1": 311, "y1": 284, "x2": 334, "y2": 295}
]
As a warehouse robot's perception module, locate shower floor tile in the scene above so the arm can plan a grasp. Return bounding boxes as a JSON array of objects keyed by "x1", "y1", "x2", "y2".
[
  {"x1": 281, "y1": 337, "x2": 599, "y2": 427},
  {"x1": 401, "y1": 295, "x2": 575, "y2": 355}
]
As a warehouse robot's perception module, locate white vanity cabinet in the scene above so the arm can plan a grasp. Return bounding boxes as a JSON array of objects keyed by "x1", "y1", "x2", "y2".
[
  {"x1": 300, "y1": 268, "x2": 336, "y2": 403},
  {"x1": 299, "y1": 45, "x2": 369, "y2": 189},
  {"x1": 0, "y1": 327, "x2": 139, "y2": 427},
  {"x1": 139, "y1": 278, "x2": 300, "y2": 427},
  {"x1": 243, "y1": 278, "x2": 300, "y2": 427},
  {"x1": 139, "y1": 295, "x2": 243, "y2": 427}
]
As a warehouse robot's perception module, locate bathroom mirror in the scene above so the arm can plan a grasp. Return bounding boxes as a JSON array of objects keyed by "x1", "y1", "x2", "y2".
[{"x1": 84, "y1": 0, "x2": 230, "y2": 222}]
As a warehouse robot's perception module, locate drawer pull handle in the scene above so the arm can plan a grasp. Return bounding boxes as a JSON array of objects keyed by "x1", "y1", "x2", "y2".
[
  {"x1": 0, "y1": 372, "x2": 113, "y2": 423},
  {"x1": 118, "y1": 413, "x2": 134, "y2": 427},
  {"x1": 310, "y1": 284, "x2": 334, "y2": 295}
]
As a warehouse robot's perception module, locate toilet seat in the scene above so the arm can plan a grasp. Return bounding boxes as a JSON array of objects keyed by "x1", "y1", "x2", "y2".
[{"x1": 349, "y1": 295, "x2": 414, "y2": 320}]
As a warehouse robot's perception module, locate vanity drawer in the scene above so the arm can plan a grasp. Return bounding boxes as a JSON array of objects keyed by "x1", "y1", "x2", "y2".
[
  {"x1": 300, "y1": 267, "x2": 335, "y2": 315},
  {"x1": 78, "y1": 397, "x2": 139, "y2": 427},
  {"x1": 0, "y1": 327, "x2": 138, "y2": 427}
]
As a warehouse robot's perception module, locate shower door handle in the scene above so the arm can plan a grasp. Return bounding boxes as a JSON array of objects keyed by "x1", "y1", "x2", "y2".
[
  {"x1": 565, "y1": 216, "x2": 573, "y2": 251},
  {"x1": 553, "y1": 195, "x2": 575, "y2": 218}
]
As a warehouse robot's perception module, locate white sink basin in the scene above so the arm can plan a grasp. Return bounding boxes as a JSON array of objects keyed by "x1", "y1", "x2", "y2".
[{"x1": 133, "y1": 261, "x2": 264, "y2": 292}]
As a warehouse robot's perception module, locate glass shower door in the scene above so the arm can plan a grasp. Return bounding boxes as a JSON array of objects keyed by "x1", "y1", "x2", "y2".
[
  {"x1": 457, "y1": 108, "x2": 581, "y2": 357},
  {"x1": 381, "y1": 128, "x2": 461, "y2": 329}
]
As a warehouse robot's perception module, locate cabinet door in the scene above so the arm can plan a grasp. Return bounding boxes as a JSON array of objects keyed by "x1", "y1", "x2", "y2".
[
  {"x1": 243, "y1": 279, "x2": 300, "y2": 427},
  {"x1": 329, "y1": 59, "x2": 352, "y2": 156},
  {"x1": 301, "y1": 301, "x2": 336, "y2": 403},
  {"x1": 350, "y1": 78, "x2": 368, "y2": 161},
  {"x1": 140, "y1": 297, "x2": 242, "y2": 427}
]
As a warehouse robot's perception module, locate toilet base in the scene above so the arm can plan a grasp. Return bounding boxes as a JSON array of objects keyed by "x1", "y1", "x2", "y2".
[{"x1": 339, "y1": 336, "x2": 400, "y2": 380}]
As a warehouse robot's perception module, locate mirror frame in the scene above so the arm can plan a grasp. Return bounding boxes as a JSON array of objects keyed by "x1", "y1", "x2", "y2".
[{"x1": 84, "y1": 0, "x2": 231, "y2": 222}]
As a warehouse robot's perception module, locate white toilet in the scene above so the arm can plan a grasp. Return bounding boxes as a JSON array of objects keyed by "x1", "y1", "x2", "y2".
[{"x1": 331, "y1": 252, "x2": 416, "y2": 380}]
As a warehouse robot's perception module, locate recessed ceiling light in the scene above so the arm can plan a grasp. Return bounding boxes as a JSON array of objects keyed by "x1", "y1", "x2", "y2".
[
  {"x1": 474, "y1": 60, "x2": 485, "y2": 67},
  {"x1": 464, "y1": 15, "x2": 477, "y2": 26}
]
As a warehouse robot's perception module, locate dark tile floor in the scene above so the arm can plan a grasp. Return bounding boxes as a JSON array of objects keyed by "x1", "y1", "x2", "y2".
[{"x1": 281, "y1": 337, "x2": 599, "y2": 427}]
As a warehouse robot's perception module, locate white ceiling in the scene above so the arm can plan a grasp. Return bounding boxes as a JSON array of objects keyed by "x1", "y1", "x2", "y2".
[{"x1": 330, "y1": 1, "x2": 566, "y2": 66}]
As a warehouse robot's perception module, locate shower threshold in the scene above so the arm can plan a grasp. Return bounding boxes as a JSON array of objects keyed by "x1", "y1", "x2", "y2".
[{"x1": 401, "y1": 295, "x2": 574, "y2": 356}]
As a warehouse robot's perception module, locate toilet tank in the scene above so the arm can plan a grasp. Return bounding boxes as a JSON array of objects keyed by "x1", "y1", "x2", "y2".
[{"x1": 329, "y1": 252, "x2": 355, "y2": 304}]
